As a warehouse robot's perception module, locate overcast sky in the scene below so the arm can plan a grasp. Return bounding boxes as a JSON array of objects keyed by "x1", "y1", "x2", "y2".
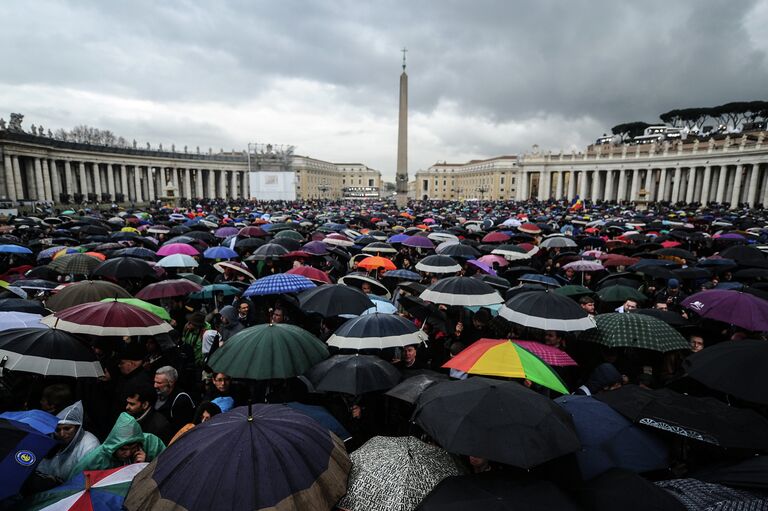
[{"x1": 2, "y1": 1, "x2": 768, "y2": 180}]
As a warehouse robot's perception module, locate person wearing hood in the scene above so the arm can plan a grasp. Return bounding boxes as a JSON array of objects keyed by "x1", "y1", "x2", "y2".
[
  {"x1": 219, "y1": 305, "x2": 244, "y2": 342},
  {"x1": 36, "y1": 401, "x2": 100, "y2": 482},
  {"x1": 574, "y1": 363, "x2": 624, "y2": 396},
  {"x1": 67, "y1": 412, "x2": 165, "y2": 479}
]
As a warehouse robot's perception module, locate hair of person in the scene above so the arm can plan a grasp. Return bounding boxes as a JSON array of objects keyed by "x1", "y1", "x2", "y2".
[
  {"x1": 156, "y1": 365, "x2": 178, "y2": 384},
  {"x1": 41, "y1": 383, "x2": 73, "y2": 409},
  {"x1": 125, "y1": 383, "x2": 157, "y2": 406},
  {"x1": 193, "y1": 401, "x2": 222, "y2": 424}
]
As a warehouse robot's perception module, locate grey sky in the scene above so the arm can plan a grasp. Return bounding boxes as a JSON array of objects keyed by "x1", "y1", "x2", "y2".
[{"x1": 2, "y1": 0, "x2": 767, "y2": 180}]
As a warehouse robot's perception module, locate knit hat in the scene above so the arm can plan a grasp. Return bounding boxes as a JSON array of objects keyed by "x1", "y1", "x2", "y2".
[{"x1": 668, "y1": 278, "x2": 680, "y2": 289}]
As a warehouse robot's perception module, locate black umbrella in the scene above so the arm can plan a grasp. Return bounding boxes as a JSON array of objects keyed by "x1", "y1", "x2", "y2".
[
  {"x1": 303, "y1": 354, "x2": 401, "y2": 395},
  {"x1": 719, "y1": 245, "x2": 768, "y2": 268},
  {"x1": 11, "y1": 279, "x2": 58, "y2": 292},
  {"x1": 499, "y1": 290, "x2": 595, "y2": 332},
  {"x1": 397, "y1": 295, "x2": 450, "y2": 333},
  {"x1": 0, "y1": 298, "x2": 50, "y2": 315},
  {"x1": 247, "y1": 243, "x2": 289, "y2": 261},
  {"x1": 692, "y1": 455, "x2": 768, "y2": 491},
  {"x1": 415, "y1": 255, "x2": 462, "y2": 274},
  {"x1": 419, "y1": 276, "x2": 502, "y2": 307},
  {"x1": 673, "y1": 267, "x2": 712, "y2": 280},
  {"x1": 656, "y1": 478, "x2": 768, "y2": 510},
  {"x1": 0, "y1": 327, "x2": 104, "y2": 377},
  {"x1": 574, "y1": 468, "x2": 686, "y2": 511},
  {"x1": 417, "y1": 473, "x2": 580, "y2": 511},
  {"x1": 92, "y1": 256, "x2": 155, "y2": 280},
  {"x1": 385, "y1": 372, "x2": 449, "y2": 404},
  {"x1": 595, "y1": 385, "x2": 768, "y2": 450},
  {"x1": 438, "y1": 243, "x2": 480, "y2": 259},
  {"x1": 683, "y1": 339, "x2": 768, "y2": 405},
  {"x1": 297, "y1": 284, "x2": 374, "y2": 317},
  {"x1": 271, "y1": 237, "x2": 302, "y2": 252},
  {"x1": 235, "y1": 237, "x2": 266, "y2": 250},
  {"x1": 413, "y1": 377, "x2": 580, "y2": 468}
]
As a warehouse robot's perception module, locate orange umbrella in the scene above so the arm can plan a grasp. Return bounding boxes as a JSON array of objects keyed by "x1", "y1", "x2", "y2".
[
  {"x1": 84, "y1": 252, "x2": 107, "y2": 261},
  {"x1": 357, "y1": 256, "x2": 397, "y2": 271}
]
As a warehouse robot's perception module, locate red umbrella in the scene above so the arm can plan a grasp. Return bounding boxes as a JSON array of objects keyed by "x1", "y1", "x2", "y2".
[
  {"x1": 600, "y1": 254, "x2": 640, "y2": 267},
  {"x1": 286, "y1": 266, "x2": 333, "y2": 284},
  {"x1": 239, "y1": 226, "x2": 268, "y2": 237},
  {"x1": 481, "y1": 232, "x2": 511, "y2": 243},
  {"x1": 519, "y1": 223, "x2": 542, "y2": 235},
  {"x1": 135, "y1": 279, "x2": 203, "y2": 300},
  {"x1": 41, "y1": 301, "x2": 173, "y2": 336}
]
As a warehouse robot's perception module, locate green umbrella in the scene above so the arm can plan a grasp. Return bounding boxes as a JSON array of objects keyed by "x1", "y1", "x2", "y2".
[
  {"x1": 188, "y1": 284, "x2": 241, "y2": 300},
  {"x1": 578, "y1": 312, "x2": 689, "y2": 352},
  {"x1": 274, "y1": 229, "x2": 304, "y2": 241},
  {"x1": 596, "y1": 285, "x2": 646, "y2": 303},
  {"x1": 179, "y1": 273, "x2": 210, "y2": 286},
  {"x1": 100, "y1": 297, "x2": 171, "y2": 321},
  {"x1": 209, "y1": 323, "x2": 329, "y2": 379},
  {"x1": 554, "y1": 285, "x2": 595, "y2": 299}
]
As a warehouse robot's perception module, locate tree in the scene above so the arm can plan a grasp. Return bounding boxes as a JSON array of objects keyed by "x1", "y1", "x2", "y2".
[{"x1": 611, "y1": 121, "x2": 651, "y2": 140}]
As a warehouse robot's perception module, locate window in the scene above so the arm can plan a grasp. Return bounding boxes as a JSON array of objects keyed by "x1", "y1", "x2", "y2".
[
  {"x1": 368, "y1": 179, "x2": 374, "y2": 186},
  {"x1": 501, "y1": 177, "x2": 505, "y2": 185}
]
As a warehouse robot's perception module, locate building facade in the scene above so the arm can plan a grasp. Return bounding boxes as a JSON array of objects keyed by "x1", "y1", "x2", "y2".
[{"x1": 413, "y1": 156, "x2": 519, "y2": 201}]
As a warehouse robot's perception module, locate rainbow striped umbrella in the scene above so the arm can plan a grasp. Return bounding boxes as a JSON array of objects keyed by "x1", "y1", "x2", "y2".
[
  {"x1": 442, "y1": 338, "x2": 569, "y2": 394},
  {"x1": 24, "y1": 463, "x2": 148, "y2": 510}
]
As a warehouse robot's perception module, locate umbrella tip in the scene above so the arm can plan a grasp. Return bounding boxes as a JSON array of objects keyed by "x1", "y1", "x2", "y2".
[{"x1": 247, "y1": 400, "x2": 253, "y2": 422}]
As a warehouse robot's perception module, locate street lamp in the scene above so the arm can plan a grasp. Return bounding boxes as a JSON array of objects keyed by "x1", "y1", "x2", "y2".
[
  {"x1": 476, "y1": 185, "x2": 489, "y2": 201},
  {"x1": 318, "y1": 179, "x2": 329, "y2": 199}
]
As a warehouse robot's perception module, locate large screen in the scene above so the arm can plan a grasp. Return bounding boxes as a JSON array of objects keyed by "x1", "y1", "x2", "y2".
[{"x1": 249, "y1": 171, "x2": 296, "y2": 201}]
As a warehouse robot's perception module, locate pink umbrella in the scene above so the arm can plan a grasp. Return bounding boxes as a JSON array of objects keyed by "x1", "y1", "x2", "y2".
[
  {"x1": 478, "y1": 255, "x2": 508, "y2": 268},
  {"x1": 286, "y1": 265, "x2": 333, "y2": 284},
  {"x1": 481, "y1": 231, "x2": 511, "y2": 243},
  {"x1": 562, "y1": 260, "x2": 604, "y2": 272},
  {"x1": 156, "y1": 243, "x2": 200, "y2": 256},
  {"x1": 512, "y1": 340, "x2": 577, "y2": 366}
]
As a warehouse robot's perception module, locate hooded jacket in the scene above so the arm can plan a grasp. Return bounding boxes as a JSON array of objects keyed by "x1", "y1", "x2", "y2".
[
  {"x1": 36, "y1": 401, "x2": 100, "y2": 481},
  {"x1": 67, "y1": 412, "x2": 165, "y2": 479},
  {"x1": 219, "y1": 305, "x2": 244, "y2": 342}
]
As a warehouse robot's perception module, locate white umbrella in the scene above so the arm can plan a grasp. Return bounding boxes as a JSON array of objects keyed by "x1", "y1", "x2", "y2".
[
  {"x1": 0, "y1": 311, "x2": 47, "y2": 331},
  {"x1": 157, "y1": 254, "x2": 199, "y2": 268}
]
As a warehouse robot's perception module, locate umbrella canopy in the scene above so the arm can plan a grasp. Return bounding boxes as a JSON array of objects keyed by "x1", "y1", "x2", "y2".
[
  {"x1": 555, "y1": 395, "x2": 669, "y2": 480},
  {"x1": 499, "y1": 290, "x2": 596, "y2": 332},
  {"x1": 156, "y1": 243, "x2": 199, "y2": 256},
  {"x1": 327, "y1": 313, "x2": 427, "y2": 350},
  {"x1": 284, "y1": 402, "x2": 351, "y2": 441},
  {"x1": 124, "y1": 405, "x2": 350, "y2": 511},
  {"x1": 385, "y1": 372, "x2": 450, "y2": 404},
  {"x1": 135, "y1": 278, "x2": 202, "y2": 300},
  {"x1": 541, "y1": 236, "x2": 578, "y2": 248},
  {"x1": 189, "y1": 283, "x2": 241, "y2": 300},
  {"x1": 157, "y1": 254, "x2": 198, "y2": 268},
  {"x1": 357, "y1": 256, "x2": 397, "y2": 271},
  {"x1": 208, "y1": 323, "x2": 329, "y2": 379},
  {"x1": 413, "y1": 377, "x2": 580, "y2": 468},
  {"x1": 415, "y1": 254, "x2": 462, "y2": 274},
  {"x1": 579, "y1": 313, "x2": 689, "y2": 352},
  {"x1": 92, "y1": 257, "x2": 155, "y2": 280},
  {"x1": 419, "y1": 276, "x2": 503, "y2": 307},
  {"x1": 491, "y1": 244, "x2": 532, "y2": 261},
  {"x1": 683, "y1": 339, "x2": 768, "y2": 405},
  {"x1": 361, "y1": 242, "x2": 397, "y2": 254},
  {"x1": 247, "y1": 243, "x2": 289, "y2": 261},
  {"x1": 298, "y1": 284, "x2": 374, "y2": 317},
  {"x1": 441, "y1": 338, "x2": 569, "y2": 394},
  {"x1": 0, "y1": 410, "x2": 59, "y2": 435},
  {"x1": 99, "y1": 298, "x2": 171, "y2": 321},
  {"x1": 46, "y1": 281, "x2": 132, "y2": 312},
  {"x1": 634, "y1": 308, "x2": 691, "y2": 326},
  {"x1": 24, "y1": 463, "x2": 148, "y2": 511},
  {"x1": 682, "y1": 290, "x2": 768, "y2": 331},
  {"x1": 517, "y1": 273, "x2": 560, "y2": 287},
  {"x1": 0, "y1": 419, "x2": 58, "y2": 502},
  {"x1": 0, "y1": 298, "x2": 50, "y2": 315},
  {"x1": 303, "y1": 354, "x2": 401, "y2": 395},
  {"x1": 510, "y1": 340, "x2": 578, "y2": 366},
  {"x1": 203, "y1": 246, "x2": 239, "y2": 260},
  {"x1": 403, "y1": 236, "x2": 434, "y2": 249},
  {"x1": 243, "y1": 273, "x2": 316, "y2": 297},
  {"x1": 554, "y1": 284, "x2": 595, "y2": 299},
  {"x1": 48, "y1": 254, "x2": 102, "y2": 275},
  {"x1": 563, "y1": 260, "x2": 604, "y2": 272},
  {"x1": 439, "y1": 243, "x2": 480, "y2": 259},
  {"x1": 596, "y1": 385, "x2": 768, "y2": 450},
  {"x1": 286, "y1": 265, "x2": 332, "y2": 284},
  {"x1": 417, "y1": 472, "x2": 580, "y2": 511},
  {"x1": 338, "y1": 436, "x2": 463, "y2": 511},
  {"x1": 41, "y1": 301, "x2": 173, "y2": 337},
  {"x1": 383, "y1": 269, "x2": 422, "y2": 281},
  {"x1": 596, "y1": 285, "x2": 646, "y2": 303},
  {"x1": 0, "y1": 311, "x2": 46, "y2": 331},
  {"x1": 0, "y1": 244, "x2": 33, "y2": 254},
  {"x1": 656, "y1": 478, "x2": 768, "y2": 511},
  {"x1": 213, "y1": 260, "x2": 256, "y2": 281}
]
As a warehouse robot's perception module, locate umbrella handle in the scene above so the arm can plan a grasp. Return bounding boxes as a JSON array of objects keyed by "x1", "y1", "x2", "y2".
[{"x1": 85, "y1": 473, "x2": 91, "y2": 491}]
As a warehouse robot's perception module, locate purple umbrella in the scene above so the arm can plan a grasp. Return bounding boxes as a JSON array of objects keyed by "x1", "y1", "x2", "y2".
[
  {"x1": 403, "y1": 235, "x2": 435, "y2": 249},
  {"x1": 682, "y1": 290, "x2": 768, "y2": 331},
  {"x1": 388, "y1": 234, "x2": 410, "y2": 243},
  {"x1": 303, "y1": 240, "x2": 329, "y2": 256},
  {"x1": 467, "y1": 259, "x2": 497, "y2": 276},
  {"x1": 214, "y1": 226, "x2": 239, "y2": 238}
]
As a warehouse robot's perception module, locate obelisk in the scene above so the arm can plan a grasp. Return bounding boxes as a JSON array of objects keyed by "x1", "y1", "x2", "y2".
[{"x1": 395, "y1": 48, "x2": 409, "y2": 207}]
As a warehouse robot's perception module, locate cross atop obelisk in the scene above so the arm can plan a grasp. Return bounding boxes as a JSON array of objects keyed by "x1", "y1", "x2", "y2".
[{"x1": 395, "y1": 48, "x2": 409, "y2": 207}]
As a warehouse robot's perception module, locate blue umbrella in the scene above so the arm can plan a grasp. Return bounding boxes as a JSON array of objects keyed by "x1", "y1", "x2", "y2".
[
  {"x1": 285, "y1": 402, "x2": 351, "y2": 441},
  {"x1": 383, "y1": 269, "x2": 421, "y2": 281},
  {"x1": 0, "y1": 410, "x2": 59, "y2": 435},
  {"x1": 0, "y1": 244, "x2": 32, "y2": 255},
  {"x1": 189, "y1": 284, "x2": 242, "y2": 300},
  {"x1": 203, "y1": 246, "x2": 239, "y2": 260},
  {"x1": 244, "y1": 274, "x2": 317, "y2": 297},
  {"x1": 36, "y1": 246, "x2": 68, "y2": 262},
  {"x1": 518, "y1": 273, "x2": 561, "y2": 288},
  {"x1": 0, "y1": 419, "x2": 58, "y2": 501},
  {"x1": 387, "y1": 234, "x2": 410, "y2": 243},
  {"x1": 112, "y1": 247, "x2": 158, "y2": 260},
  {"x1": 555, "y1": 395, "x2": 669, "y2": 480}
]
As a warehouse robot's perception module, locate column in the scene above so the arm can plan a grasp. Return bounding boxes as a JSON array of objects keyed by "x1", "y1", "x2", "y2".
[
  {"x1": 731, "y1": 164, "x2": 744, "y2": 208},
  {"x1": 34, "y1": 158, "x2": 46, "y2": 201},
  {"x1": 4, "y1": 155, "x2": 17, "y2": 201},
  {"x1": 605, "y1": 170, "x2": 614, "y2": 201},
  {"x1": 658, "y1": 169, "x2": 668, "y2": 202},
  {"x1": 555, "y1": 171, "x2": 563, "y2": 199},
  {"x1": 684, "y1": 168, "x2": 696, "y2": 204},
  {"x1": 747, "y1": 164, "x2": 760, "y2": 208},
  {"x1": 11, "y1": 156, "x2": 23, "y2": 200},
  {"x1": 646, "y1": 170, "x2": 656, "y2": 202},
  {"x1": 25, "y1": 160, "x2": 37, "y2": 200},
  {"x1": 591, "y1": 170, "x2": 601, "y2": 200},
  {"x1": 629, "y1": 169, "x2": 640, "y2": 202},
  {"x1": 566, "y1": 171, "x2": 576, "y2": 200},
  {"x1": 671, "y1": 167, "x2": 682, "y2": 203},
  {"x1": 195, "y1": 169, "x2": 204, "y2": 198},
  {"x1": 170, "y1": 167, "x2": 178, "y2": 193},
  {"x1": 578, "y1": 171, "x2": 588, "y2": 199},
  {"x1": 229, "y1": 169, "x2": 237, "y2": 198},
  {"x1": 761, "y1": 165, "x2": 768, "y2": 207},
  {"x1": 94, "y1": 163, "x2": 104, "y2": 200},
  {"x1": 184, "y1": 169, "x2": 193, "y2": 199},
  {"x1": 243, "y1": 171, "x2": 250, "y2": 199},
  {"x1": 78, "y1": 162, "x2": 88, "y2": 195},
  {"x1": 64, "y1": 160, "x2": 74, "y2": 201},
  {"x1": 49, "y1": 160, "x2": 62, "y2": 204},
  {"x1": 616, "y1": 169, "x2": 627, "y2": 202},
  {"x1": 133, "y1": 165, "x2": 143, "y2": 203},
  {"x1": 700, "y1": 166, "x2": 712, "y2": 205},
  {"x1": 207, "y1": 170, "x2": 215, "y2": 198},
  {"x1": 219, "y1": 170, "x2": 227, "y2": 198},
  {"x1": 715, "y1": 166, "x2": 728, "y2": 203},
  {"x1": 106, "y1": 163, "x2": 116, "y2": 201},
  {"x1": 119, "y1": 165, "x2": 129, "y2": 201},
  {"x1": 41, "y1": 159, "x2": 53, "y2": 202}
]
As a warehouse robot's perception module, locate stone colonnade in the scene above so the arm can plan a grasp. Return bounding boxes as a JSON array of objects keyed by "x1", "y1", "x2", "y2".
[
  {"x1": 517, "y1": 163, "x2": 768, "y2": 207},
  {"x1": 0, "y1": 152, "x2": 249, "y2": 204}
]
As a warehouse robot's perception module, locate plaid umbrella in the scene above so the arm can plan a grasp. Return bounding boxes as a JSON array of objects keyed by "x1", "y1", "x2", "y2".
[
  {"x1": 243, "y1": 273, "x2": 316, "y2": 297},
  {"x1": 337, "y1": 436, "x2": 462, "y2": 511},
  {"x1": 48, "y1": 254, "x2": 102, "y2": 275},
  {"x1": 512, "y1": 340, "x2": 578, "y2": 366},
  {"x1": 579, "y1": 313, "x2": 689, "y2": 352}
]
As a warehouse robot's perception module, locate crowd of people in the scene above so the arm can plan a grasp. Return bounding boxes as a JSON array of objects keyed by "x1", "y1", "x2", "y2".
[{"x1": 0, "y1": 196, "x2": 767, "y2": 510}]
